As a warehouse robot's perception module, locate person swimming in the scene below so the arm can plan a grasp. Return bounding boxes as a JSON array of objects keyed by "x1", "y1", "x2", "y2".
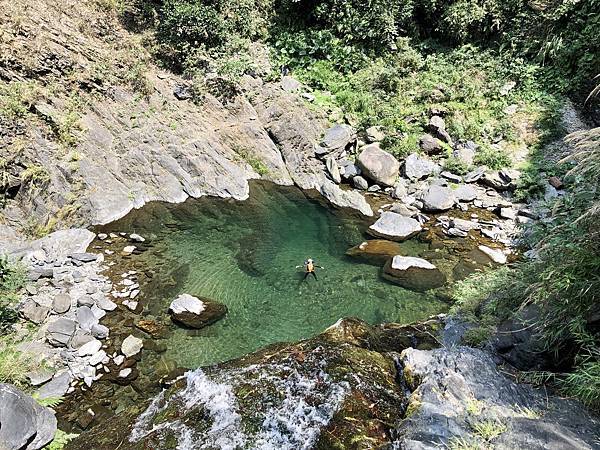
[{"x1": 296, "y1": 258, "x2": 324, "y2": 281}]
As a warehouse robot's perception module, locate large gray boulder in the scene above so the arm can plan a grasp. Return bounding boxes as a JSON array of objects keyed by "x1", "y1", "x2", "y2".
[
  {"x1": 0, "y1": 384, "x2": 56, "y2": 450},
  {"x1": 368, "y1": 212, "x2": 422, "y2": 241},
  {"x1": 382, "y1": 256, "x2": 446, "y2": 291},
  {"x1": 319, "y1": 181, "x2": 373, "y2": 216},
  {"x1": 421, "y1": 185, "x2": 456, "y2": 212},
  {"x1": 404, "y1": 153, "x2": 439, "y2": 180},
  {"x1": 45, "y1": 318, "x2": 76, "y2": 347},
  {"x1": 356, "y1": 144, "x2": 400, "y2": 187},
  {"x1": 419, "y1": 133, "x2": 444, "y2": 154},
  {"x1": 168, "y1": 294, "x2": 228, "y2": 329},
  {"x1": 320, "y1": 124, "x2": 355, "y2": 153}
]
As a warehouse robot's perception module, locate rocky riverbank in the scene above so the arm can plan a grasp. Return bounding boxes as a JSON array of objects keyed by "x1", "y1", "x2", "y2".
[{"x1": 62, "y1": 317, "x2": 600, "y2": 449}]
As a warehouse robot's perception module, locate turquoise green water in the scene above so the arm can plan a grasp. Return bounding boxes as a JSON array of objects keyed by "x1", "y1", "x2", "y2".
[{"x1": 106, "y1": 182, "x2": 446, "y2": 368}]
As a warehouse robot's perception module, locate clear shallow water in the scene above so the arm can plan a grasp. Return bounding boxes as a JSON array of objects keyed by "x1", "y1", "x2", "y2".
[{"x1": 104, "y1": 182, "x2": 446, "y2": 368}]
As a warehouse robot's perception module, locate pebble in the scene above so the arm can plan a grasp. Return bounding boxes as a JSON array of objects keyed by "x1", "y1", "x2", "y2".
[
  {"x1": 119, "y1": 368, "x2": 132, "y2": 378},
  {"x1": 123, "y1": 246, "x2": 136, "y2": 254},
  {"x1": 130, "y1": 290, "x2": 140, "y2": 299},
  {"x1": 113, "y1": 355, "x2": 125, "y2": 366},
  {"x1": 98, "y1": 233, "x2": 108, "y2": 240}
]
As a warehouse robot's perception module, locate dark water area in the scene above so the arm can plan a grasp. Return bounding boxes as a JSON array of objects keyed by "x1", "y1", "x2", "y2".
[{"x1": 102, "y1": 181, "x2": 446, "y2": 369}]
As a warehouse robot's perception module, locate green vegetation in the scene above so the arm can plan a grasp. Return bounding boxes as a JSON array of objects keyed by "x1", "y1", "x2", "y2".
[
  {"x1": 473, "y1": 145, "x2": 512, "y2": 170},
  {"x1": 46, "y1": 430, "x2": 79, "y2": 450},
  {"x1": 471, "y1": 418, "x2": 507, "y2": 442}
]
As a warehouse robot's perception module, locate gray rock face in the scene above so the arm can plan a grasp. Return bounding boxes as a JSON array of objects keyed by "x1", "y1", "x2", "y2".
[
  {"x1": 404, "y1": 153, "x2": 439, "y2": 180},
  {"x1": 35, "y1": 371, "x2": 70, "y2": 400},
  {"x1": 365, "y1": 126, "x2": 385, "y2": 143},
  {"x1": 440, "y1": 171, "x2": 462, "y2": 183},
  {"x1": 91, "y1": 323, "x2": 110, "y2": 339},
  {"x1": 368, "y1": 212, "x2": 422, "y2": 241},
  {"x1": 8, "y1": 229, "x2": 95, "y2": 262},
  {"x1": 391, "y1": 180, "x2": 408, "y2": 200},
  {"x1": 76, "y1": 306, "x2": 99, "y2": 332},
  {"x1": 421, "y1": 185, "x2": 456, "y2": 212},
  {"x1": 396, "y1": 347, "x2": 600, "y2": 450},
  {"x1": 339, "y1": 161, "x2": 361, "y2": 180},
  {"x1": 0, "y1": 384, "x2": 57, "y2": 450},
  {"x1": 325, "y1": 157, "x2": 341, "y2": 184},
  {"x1": 464, "y1": 166, "x2": 486, "y2": 183},
  {"x1": 70, "y1": 252, "x2": 98, "y2": 263},
  {"x1": 429, "y1": 115, "x2": 452, "y2": 144},
  {"x1": 21, "y1": 301, "x2": 50, "y2": 324},
  {"x1": 419, "y1": 133, "x2": 444, "y2": 154},
  {"x1": 356, "y1": 144, "x2": 400, "y2": 187},
  {"x1": 382, "y1": 256, "x2": 446, "y2": 291},
  {"x1": 45, "y1": 318, "x2": 76, "y2": 347},
  {"x1": 453, "y1": 184, "x2": 479, "y2": 202},
  {"x1": 352, "y1": 176, "x2": 369, "y2": 190},
  {"x1": 319, "y1": 182, "x2": 373, "y2": 216},
  {"x1": 51, "y1": 293, "x2": 71, "y2": 314},
  {"x1": 320, "y1": 124, "x2": 355, "y2": 153},
  {"x1": 280, "y1": 76, "x2": 301, "y2": 92}
]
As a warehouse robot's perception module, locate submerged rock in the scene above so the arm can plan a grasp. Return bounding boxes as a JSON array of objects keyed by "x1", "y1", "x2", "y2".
[
  {"x1": 368, "y1": 212, "x2": 422, "y2": 241},
  {"x1": 382, "y1": 256, "x2": 446, "y2": 291},
  {"x1": 168, "y1": 294, "x2": 227, "y2": 329},
  {"x1": 346, "y1": 240, "x2": 405, "y2": 265}
]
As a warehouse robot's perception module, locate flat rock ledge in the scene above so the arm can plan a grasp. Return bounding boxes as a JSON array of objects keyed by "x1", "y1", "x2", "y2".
[
  {"x1": 168, "y1": 294, "x2": 227, "y2": 329},
  {"x1": 368, "y1": 212, "x2": 422, "y2": 241},
  {"x1": 382, "y1": 255, "x2": 446, "y2": 291}
]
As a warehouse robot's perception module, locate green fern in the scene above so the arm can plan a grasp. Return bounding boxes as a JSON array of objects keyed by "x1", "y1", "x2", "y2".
[
  {"x1": 46, "y1": 429, "x2": 79, "y2": 450},
  {"x1": 33, "y1": 394, "x2": 64, "y2": 408}
]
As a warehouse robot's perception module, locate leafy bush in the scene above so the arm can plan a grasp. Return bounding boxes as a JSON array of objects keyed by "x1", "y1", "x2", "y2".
[
  {"x1": 155, "y1": 0, "x2": 275, "y2": 71},
  {"x1": 473, "y1": 145, "x2": 512, "y2": 169},
  {"x1": 278, "y1": 0, "x2": 415, "y2": 50},
  {"x1": 444, "y1": 155, "x2": 470, "y2": 175}
]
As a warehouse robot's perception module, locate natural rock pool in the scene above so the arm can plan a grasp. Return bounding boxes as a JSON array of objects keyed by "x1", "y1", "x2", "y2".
[{"x1": 99, "y1": 182, "x2": 447, "y2": 369}]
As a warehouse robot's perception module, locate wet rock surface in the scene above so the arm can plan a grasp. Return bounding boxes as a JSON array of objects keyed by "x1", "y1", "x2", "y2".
[
  {"x1": 383, "y1": 256, "x2": 447, "y2": 291},
  {"x1": 64, "y1": 318, "x2": 600, "y2": 450},
  {"x1": 168, "y1": 294, "x2": 227, "y2": 329}
]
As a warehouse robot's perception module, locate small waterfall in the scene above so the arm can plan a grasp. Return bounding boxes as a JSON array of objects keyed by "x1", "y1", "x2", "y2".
[{"x1": 129, "y1": 361, "x2": 349, "y2": 449}]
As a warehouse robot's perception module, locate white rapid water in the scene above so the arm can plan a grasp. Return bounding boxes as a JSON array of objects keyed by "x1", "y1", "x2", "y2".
[{"x1": 129, "y1": 362, "x2": 349, "y2": 449}]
